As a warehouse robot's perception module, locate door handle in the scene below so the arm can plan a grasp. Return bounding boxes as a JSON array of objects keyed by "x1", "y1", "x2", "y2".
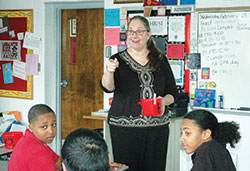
[{"x1": 60, "y1": 80, "x2": 68, "y2": 87}]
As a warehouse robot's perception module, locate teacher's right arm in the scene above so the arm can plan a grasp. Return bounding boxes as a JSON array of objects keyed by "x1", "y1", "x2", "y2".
[{"x1": 101, "y1": 58, "x2": 119, "y2": 92}]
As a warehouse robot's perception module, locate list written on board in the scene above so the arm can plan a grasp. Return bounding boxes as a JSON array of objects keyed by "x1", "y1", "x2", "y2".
[{"x1": 198, "y1": 12, "x2": 250, "y2": 77}]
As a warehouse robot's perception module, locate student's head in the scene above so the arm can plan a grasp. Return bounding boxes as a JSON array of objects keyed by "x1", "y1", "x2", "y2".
[
  {"x1": 61, "y1": 128, "x2": 110, "y2": 171},
  {"x1": 28, "y1": 104, "x2": 57, "y2": 144},
  {"x1": 180, "y1": 109, "x2": 241, "y2": 154}
]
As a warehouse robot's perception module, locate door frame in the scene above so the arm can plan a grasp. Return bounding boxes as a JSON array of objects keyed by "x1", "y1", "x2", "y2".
[{"x1": 44, "y1": 1, "x2": 104, "y2": 155}]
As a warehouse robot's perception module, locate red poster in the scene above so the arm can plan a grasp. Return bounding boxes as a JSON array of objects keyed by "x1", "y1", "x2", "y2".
[{"x1": 167, "y1": 44, "x2": 184, "y2": 59}]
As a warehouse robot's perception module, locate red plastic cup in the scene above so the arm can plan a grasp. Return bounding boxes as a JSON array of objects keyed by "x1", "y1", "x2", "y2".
[
  {"x1": 138, "y1": 98, "x2": 163, "y2": 116},
  {"x1": 2, "y1": 131, "x2": 23, "y2": 149}
]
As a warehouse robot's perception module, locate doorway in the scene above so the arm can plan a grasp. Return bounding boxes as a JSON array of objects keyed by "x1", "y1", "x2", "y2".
[
  {"x1": 44, "y1": 1, "x2": 104, "y2": 154},
  {"x1": 61, "y1": 8, "x2": 104, "y2": 139}
]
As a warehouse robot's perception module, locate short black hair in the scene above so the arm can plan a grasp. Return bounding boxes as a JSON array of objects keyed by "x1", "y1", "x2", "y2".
[
  {"x1": 28, "y1": 104, "x2": 55, "y2": 124},
  {"x1": 61, "y1": 128, "x2": 110, "y2": 171}
]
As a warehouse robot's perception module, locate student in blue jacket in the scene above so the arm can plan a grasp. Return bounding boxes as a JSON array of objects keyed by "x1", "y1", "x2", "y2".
[{"x1": 180, "y1": 109, "x2": 241, "y2": 171}]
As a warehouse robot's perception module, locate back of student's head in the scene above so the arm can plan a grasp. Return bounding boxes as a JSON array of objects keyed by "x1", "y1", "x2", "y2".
[
  {"x1": 28, "y1": 104, "x2": 55, "y2": 124},
  {"x1": 184, "y1": 109, "x2": 241, "y2": 148},
  {"x1": 61, "y1": 128, "x2": 110, "y2": 171}
]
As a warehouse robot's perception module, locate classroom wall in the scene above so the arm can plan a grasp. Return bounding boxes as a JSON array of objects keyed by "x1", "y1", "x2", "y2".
[
  {"x1": 105, "y1": 0, "x2": 142, "y2": 8},
  {"x1": 103, "y1": 0, "x2": 143, "y2": 109},
  {"x1": 1, "y1": 1, "x2": 250, "y2": 170},
  {"x1": 0, "y1": 0, "x2": 46, "y2": 125},
  {"x1": 0, "y1": 0, "x2": 101, "y2": 125},
  {"x1": 196, "y1": 0, "x2": 250, "y2": 9}
]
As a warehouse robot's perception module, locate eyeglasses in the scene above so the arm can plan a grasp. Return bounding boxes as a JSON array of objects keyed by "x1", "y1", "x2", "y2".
[{"x1": 126, "y1": 30, "x2": 147, "y2": 36}]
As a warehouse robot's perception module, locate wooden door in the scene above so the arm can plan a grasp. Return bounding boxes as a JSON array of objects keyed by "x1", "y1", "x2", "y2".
[{"x1": 61, "y1": 9, "x2": 104, "y2": 139}]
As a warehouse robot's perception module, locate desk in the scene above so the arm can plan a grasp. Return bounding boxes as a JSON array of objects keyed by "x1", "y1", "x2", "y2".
[
  {"x1": 0, "y1": 146, "x2": 13, "y2": 158},
  {"x1": 82, "y1": 115, "x2": 107, "y2": 121},
  {"x1": 0, "y1": 146, "x2": 12, "y2": 170}
]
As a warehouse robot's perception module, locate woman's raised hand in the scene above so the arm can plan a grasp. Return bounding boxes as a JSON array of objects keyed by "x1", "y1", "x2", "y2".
[{"x1": 106, "y1": 58, "x2": 119, "y2": 73}]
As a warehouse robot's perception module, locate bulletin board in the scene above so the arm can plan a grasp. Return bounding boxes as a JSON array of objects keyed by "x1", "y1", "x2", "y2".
[
  {"x1": 0, "y1": 10, "x2": 33, "y2": 99},
  {"x1": 104, "y1": 8, "x2": 190, "y2": 90}
]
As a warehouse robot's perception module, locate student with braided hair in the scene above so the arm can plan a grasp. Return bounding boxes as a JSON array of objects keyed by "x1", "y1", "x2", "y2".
[{"x1": 180, "y1": 109, "x2": 241, "y2": 171}]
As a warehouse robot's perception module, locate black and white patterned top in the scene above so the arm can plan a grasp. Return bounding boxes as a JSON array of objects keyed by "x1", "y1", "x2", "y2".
[{"x1": 100, "y1": 50, "x2": 178, "y2": 127}]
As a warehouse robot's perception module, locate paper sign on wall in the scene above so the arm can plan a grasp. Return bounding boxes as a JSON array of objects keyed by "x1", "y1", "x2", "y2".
[
  {"x1": 146, "y1": 17, "x2": 168, "y2": 35},
  {"x1": 26, "y1": 54, "x2": 39, "y2": 75},
  {"x1": 2, "y1": 63, "x2": 14, "y2": 84},
  {"x1": 23, "y1": 32, "x2": 41, "y2": 50},
  {"x1": 168, "y1": 16, "x2": 186, "y2": 42},
  {"x1": 105, "y1": 28, "x2": 120, "y2": 46},
  {"x1": 13, "y1": 61, "x2": 26, "y2": 80}
]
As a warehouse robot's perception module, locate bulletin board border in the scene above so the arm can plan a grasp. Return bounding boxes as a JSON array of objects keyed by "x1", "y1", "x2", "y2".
[{"x1": 0, "y1": 9, "x2": 33, "y2": 99}]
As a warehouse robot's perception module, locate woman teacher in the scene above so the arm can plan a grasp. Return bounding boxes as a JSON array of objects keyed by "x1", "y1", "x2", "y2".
[{"x1": 100, "y1": 16, "x2": 178, "y2": 171}]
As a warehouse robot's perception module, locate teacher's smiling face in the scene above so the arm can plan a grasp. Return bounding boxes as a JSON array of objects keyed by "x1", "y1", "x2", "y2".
[{"x1": 126, "y1": 19, "x2": 151, "y2": 51}]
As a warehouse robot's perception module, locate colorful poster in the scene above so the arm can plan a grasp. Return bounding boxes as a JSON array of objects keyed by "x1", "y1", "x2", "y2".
[
  {"x1": 201, "y1": 67, "x2": 210, "y2": 79},
  {"x1": 2, "y1": 63, "x2": 14, "y2": 84},
  {"x1": 104, "y1": 9, "x2": 120, "y2": 27},
  {"x1": 169, "y1": 60, "x2": 184, "y2": 86},
  {"x1": 180, "y1": 0, "x2": 195, "y2": 5},
  {"x1": 193, "y1": 89, "x2": 216, "y2": 108},
  {"x1": 144, "y1": 0, "x2": 178, "y2": 6}
]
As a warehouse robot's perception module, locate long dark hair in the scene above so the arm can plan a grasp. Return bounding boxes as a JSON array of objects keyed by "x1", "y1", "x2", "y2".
[
  {"x1": 184, "y1": 109, "x2": 241, "y2": 148},
  {"x1": 128, "y1": 15, "x2": 163, "y2": 71}
]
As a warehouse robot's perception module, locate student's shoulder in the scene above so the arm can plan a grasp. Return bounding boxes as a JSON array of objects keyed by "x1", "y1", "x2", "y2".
[
  {"x1": 195, "y1": 141, "x2": 213, "y2": 154},
  {"x1": 196, "y1": 140, "x2": 223, "y2": 156},
  {"x1": 9, "y1": 137, "x2": 51, "y2": 169},
  {"x1": 14, "y1": 132, "x2": 48, "y2": 154}
]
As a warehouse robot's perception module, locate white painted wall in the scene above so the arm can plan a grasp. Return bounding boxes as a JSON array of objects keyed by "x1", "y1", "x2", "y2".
[
  {"x1": 104, "y1": 0, "x2": 142, "y2": 9},
  {"x1": 196, "y1": 0, "x2": 250, "y2": 9}
]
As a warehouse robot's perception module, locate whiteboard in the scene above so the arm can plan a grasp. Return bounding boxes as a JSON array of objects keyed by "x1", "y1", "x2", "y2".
[{"x1": 198, "y1": 11, "x2": 250, "y2": 108}]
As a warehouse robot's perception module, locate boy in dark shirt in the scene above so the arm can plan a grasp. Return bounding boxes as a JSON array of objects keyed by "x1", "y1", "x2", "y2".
[{"x1": 61, "y1": 128, "x2": 127, "y2": 171}]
